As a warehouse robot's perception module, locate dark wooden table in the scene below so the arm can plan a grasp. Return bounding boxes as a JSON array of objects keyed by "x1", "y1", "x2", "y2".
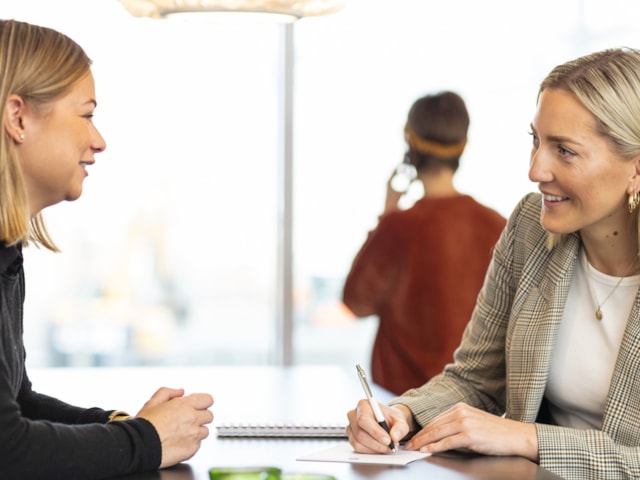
[{"x1": 29, "y1": 365, "x2": 565, "y2": 480}]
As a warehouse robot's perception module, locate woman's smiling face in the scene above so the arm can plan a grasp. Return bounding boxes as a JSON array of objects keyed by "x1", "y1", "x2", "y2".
[
  {"x1": 528, "y1": 88, "x2": 636, "y2": 237},
  {"x1": 17, "y1": 70, "x2": 106, "y2": 216}
]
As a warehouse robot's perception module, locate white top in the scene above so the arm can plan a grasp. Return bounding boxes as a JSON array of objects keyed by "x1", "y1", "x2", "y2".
[{"x1": 546, "y1": 248, "x2": 640, "y2": 429}]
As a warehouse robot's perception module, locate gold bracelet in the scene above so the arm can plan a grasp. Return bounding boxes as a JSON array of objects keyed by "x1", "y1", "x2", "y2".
[{"x1": 108, "y1": 410, "x2": 133, "y2": 422}]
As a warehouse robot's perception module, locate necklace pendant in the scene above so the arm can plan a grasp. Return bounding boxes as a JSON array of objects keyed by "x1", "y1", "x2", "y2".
[{"x1": 596, "y1": 307, "x2": 603, "y2": 320}]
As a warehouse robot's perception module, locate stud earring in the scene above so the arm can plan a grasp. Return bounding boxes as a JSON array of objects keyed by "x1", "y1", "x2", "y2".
[
  {"x1": 18, "y1": 132, "x2": 24, "y2": 141},
  {"x1": 629, "y1": 190, "x2": 640, "y2": 213}
]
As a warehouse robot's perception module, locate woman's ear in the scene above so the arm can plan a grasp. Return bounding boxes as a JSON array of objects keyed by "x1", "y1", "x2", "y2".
[
  {"x1": 627, "y1": 156, "x2": 640, "y2": 196},
  {"x1": 3, "y1": 94, "x2": 26, "y2": 143},
  {"x1": 634, "y1": 155, "x2": 640, "y2": 177}
]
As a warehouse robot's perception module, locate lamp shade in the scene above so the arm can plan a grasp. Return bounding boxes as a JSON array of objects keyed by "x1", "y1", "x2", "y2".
[{"x1": 118, "y1": 0, "x2": 348, "y2": 21}]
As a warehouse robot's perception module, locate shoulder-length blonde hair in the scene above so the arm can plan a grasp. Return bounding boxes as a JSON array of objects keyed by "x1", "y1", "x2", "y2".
[
  {"x1": 0, "y1": 19, "x2": 91, "y2": 251},
  {"x1": 538, "y1": 48, "x2": 640, "y2": 250}
]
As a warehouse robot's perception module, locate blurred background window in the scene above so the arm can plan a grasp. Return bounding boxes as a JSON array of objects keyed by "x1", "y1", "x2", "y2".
[{"x1": 4, "y1": 0, "x2": 640, "y2": 370}]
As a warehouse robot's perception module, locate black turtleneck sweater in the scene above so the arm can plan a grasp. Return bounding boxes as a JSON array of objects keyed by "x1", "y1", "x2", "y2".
[{"x1": 0, "y1": 243, "x2": 161, "y2": 480}]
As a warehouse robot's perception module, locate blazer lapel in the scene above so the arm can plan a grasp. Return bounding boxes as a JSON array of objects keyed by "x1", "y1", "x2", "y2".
[
  {"x1": 602, "y1": 288, "x2": 640, "y2": 440},
  {"x1": 508, "y1": 234, "x2": 581, "y2": 422}
]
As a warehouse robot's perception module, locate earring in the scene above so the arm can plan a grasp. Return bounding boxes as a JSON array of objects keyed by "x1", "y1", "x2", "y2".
[
  {"x1": 18, "y1": 132, "x2": 24, "y2": 141},
  {"x1": 629, "y1": 190, "x2": 640, "y2": 213}
]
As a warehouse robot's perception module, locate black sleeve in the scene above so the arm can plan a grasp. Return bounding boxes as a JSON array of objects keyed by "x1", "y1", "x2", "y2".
[
  {"x1": 1, "y1": 384, "x2": 161, "y2": 479},
  {"x1": 0, "y1": 367, "x2": 161, "y2": 479},
  {"x1": 0, "y1": 243, "x2": 162, "y2": 478},
  {"x1": 18, "y1": 369, "x2": 112, "y2": 424}
]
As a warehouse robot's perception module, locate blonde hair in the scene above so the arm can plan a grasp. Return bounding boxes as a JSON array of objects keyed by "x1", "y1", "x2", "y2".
[
  {"x1": 0, "y1": 19, "x2": 91, "y2": 251},
  {"x1": 538, "y1": 48, "x2": 640, "y2": 250}
]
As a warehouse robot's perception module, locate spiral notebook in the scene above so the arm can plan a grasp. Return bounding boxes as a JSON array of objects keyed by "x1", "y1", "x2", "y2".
[{"x1": 215, "y1": 422, "x2": 348, "y2": 438}]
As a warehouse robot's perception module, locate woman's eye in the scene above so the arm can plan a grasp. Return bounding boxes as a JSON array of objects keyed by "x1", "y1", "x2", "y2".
[
  {"x1": 558, "y1": 145, "x2": 576, "y2": 156},
  {"x1": 528, "y1": 131, "x2": 539, "y2": 148}
]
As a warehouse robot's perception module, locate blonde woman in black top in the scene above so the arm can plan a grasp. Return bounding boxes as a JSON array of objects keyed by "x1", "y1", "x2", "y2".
[{"x1": 0, "y1": 19, "x2": 213, "y2": 479}]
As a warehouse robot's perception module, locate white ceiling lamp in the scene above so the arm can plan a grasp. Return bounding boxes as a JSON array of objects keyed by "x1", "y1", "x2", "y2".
[{"x1": 117, "y1": 0, "x2": 348, "y2": 23}]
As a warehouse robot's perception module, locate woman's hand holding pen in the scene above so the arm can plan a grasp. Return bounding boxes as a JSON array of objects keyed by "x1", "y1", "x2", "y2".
[
  {"x1": 347, "y1": 400, "x2": 539, "y2": 462},
  {"x1": 346, "y1": 399, "x2": 415, "y2": 454}
]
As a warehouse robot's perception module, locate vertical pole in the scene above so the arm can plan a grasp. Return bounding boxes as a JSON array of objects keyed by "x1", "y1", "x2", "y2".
[{"x1": 276, "y1": 22, "x2": 294, "y2": 366}]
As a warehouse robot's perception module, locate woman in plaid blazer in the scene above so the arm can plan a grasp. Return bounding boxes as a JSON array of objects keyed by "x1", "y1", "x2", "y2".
[{"x1": 347, "y1": 47, "x2": 640, "y2": 480}]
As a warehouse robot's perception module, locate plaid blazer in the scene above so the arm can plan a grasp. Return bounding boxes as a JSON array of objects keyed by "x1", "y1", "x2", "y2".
[{"x1": 392, "y1": 192, "x2": 640, "y2": 480}]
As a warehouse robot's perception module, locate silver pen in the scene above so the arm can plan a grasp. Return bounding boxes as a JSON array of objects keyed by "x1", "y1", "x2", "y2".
[{"x1": 356, "y1": 364, "x2": 396, "y2": 452}]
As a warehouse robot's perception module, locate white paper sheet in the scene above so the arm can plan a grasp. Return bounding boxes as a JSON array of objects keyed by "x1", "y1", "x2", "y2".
[{"x1": 296, "y1": 442, "x2": 430, "y2": 466}]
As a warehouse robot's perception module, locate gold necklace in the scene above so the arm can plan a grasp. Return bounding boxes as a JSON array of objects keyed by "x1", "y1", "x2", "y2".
[{"x1": 594, "y1": 257, "x2": 638, "y2": 320}]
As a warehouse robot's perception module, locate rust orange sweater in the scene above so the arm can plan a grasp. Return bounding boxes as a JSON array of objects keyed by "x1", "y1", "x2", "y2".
[{"x1": 343, "y1": 195, "x2": 506, "y2": 395}]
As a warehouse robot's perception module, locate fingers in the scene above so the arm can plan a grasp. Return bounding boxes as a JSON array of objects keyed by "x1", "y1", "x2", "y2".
[
  {"x1": 349, "y1": 400, "x2": 538, "y2": 459},
  {"x1": 346, "y1": 407, "x2": 387, "y2": 454},
  {"x1": 143, "y1": 387, "x2": 185, "y2": 408},
  {"x1": 403, "y1": 403, "x2": 533, "y2": 458},
  {"x1": 346, "y1": 400, "x2": 408, "y2": 454},
  {"x1": 139, "y1": 388, "x2": 213, "y2": 413},
  {"x1": 136, "y1": 392, "x2": 214, "y2": 432},
  {"x1": 187, "y1": 392, "x2": 215, "y2": 410},
  {"x1": 195, "y1": 400, "x2": 215, "y2": 427},
  {"x1": 405, "y1": 403, "x2": 466, "y2": 452},
  {"x1": 137, "y1": 390, "x2": 214, "y2": 469},
  {"x1": 382, "y1": 404, "x2": 411, "y2": 440},
  {"x1": 177, "y1": 393, "x2": 215, "y2": 429}
]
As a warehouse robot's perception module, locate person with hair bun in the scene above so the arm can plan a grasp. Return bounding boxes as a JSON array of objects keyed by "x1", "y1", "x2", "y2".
[{"x1": 343, "y1": 91, "x2": 506, "y2": 395}]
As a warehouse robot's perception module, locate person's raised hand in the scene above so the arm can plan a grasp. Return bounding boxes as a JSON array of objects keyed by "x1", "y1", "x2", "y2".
[
  {"x1": 384, "y1": 170, "x2": 404, "y2": 214},
  {"x1": 135, "y1": 387, "x2": 214, "y2": 468}
]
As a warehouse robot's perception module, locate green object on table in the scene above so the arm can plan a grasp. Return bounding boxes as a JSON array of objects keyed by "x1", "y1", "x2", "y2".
[
  {"x1": 208, "y1": 468, "x2": 336, "y2": 480},
  {"x1": 281, "y1": 474, "x2": 337, "y2": 480},
  {"x1": 208, "y1": 467, "x2": 281, "y2": 480}
]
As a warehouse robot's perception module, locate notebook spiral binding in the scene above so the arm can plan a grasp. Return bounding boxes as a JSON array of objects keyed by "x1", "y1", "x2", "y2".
[{"x1": 216, "y1": 422, "x2": 348, "y2": 438}]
